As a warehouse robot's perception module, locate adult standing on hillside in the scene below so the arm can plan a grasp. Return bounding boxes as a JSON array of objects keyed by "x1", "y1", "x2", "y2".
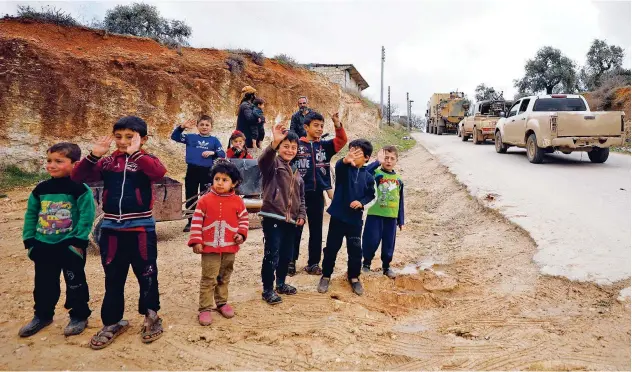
[
  {"x1": 290, "y1": 96, "x2": 312, "y2": 138},
  {"x1": 236, "y1": 86, "x2": 259, "y2": 148}
]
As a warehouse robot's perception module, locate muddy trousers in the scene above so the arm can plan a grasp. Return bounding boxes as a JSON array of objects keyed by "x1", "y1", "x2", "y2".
[
  {"x1": 261, "y1": 218, "x2": 297, "y2": 291},
  {"x1": 293, "y1": 191, "x2": 325, "y2": 266},
  {"x1": 362, "y1": 215, "x2": 397, "y2": 270},
  {"x1": 321, "y1": 217, "x2": 363, "y2": 280},
  {"x1": 185, "y1": 164, "x2": 212, "y2": 223},
  {"x1": 29, "y1": 242, "x2": 91, "y2": 321},
  {"x1": 98, "y1": 228, "x2": 160, "y2": 326},
  {"x1": 199, "y1": 252, "x2": 235, "y2": 312}
]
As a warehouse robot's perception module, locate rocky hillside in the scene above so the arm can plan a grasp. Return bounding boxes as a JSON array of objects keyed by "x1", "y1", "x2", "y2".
[
  {"x1": 584, "y1": 86, "x2": 631, "y2": 151},
  {"x1": 0, "y1": 19, "x2": 381, "y2": 173}
]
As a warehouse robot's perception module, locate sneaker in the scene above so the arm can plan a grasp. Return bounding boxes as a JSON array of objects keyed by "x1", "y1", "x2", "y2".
[
  {"x1": 64, "y1": 317, "x2": 88, "y2": 336},
  {"x1": 384, "y1": 268, "x2": 397, "y2": 279},
  {"x1": 216, "y1": 304, "x2": 235, "y2": 319},
  {"x1": 276, "y1": 283, "x2": 297, "y2": 295},
  {"x1": 183, "y1": 222, "x2": 192, "y2": 233},
  {"x1": 317, "y1": 277, "x2": 330, "y2": 293},
  {"x1": 198, "y1": 311, "x2": 213, "y2": 326},
  {"x1": 362, "y1": 264, "x2": 371, "y2": 273},
  {"x1": 287, "y1": 261, "x2": 297, "y2": 277},
  {"x1": 18, "y1": 316, "x2": 53, "y2": 338},
  {"x1": 304, "y1": 264, "x2": 322, "y2": 275},
  {"x1": 349, "y1": 278, "x2": 364, "y2": 296},
  {"x1": 262, "y1": 289, "x2": 283, "y2": 305}
]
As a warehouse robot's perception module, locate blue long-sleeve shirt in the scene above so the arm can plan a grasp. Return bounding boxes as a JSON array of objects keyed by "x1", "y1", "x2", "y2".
[
  {"x1": 326, "y1": 159, "x2": 375, "y2": 226},
  {"x1": 171, "y1": 127, "x2": 226, "y2": 167}
]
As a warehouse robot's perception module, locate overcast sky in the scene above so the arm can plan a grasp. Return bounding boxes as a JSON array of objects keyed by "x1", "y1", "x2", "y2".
[{"x1": 2, "y1": 0, "x2": 630, "y2": 115}]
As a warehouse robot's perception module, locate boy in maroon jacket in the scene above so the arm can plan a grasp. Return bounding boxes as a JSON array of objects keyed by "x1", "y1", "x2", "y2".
[{"x1": 72, "y1": 116, "x2": 167, "y2": 349}]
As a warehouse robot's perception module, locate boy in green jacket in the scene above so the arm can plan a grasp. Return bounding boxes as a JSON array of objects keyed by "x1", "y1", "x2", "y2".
[{"x1": 19, "y1": 143, "x2": 95, "y2": 338}]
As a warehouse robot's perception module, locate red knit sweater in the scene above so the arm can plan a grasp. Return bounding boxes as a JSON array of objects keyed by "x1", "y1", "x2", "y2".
[
  {"x1": 187, "y1": 190, "x2": 249, "y2": 253},
  {"x1": 226, "y1": 147, "x2": 253, "y2": 159}
]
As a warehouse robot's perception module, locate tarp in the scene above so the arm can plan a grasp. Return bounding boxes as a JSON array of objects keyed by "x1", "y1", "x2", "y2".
[{"x1": 229, "y1": 158, "x2": 262, "y2": 196}]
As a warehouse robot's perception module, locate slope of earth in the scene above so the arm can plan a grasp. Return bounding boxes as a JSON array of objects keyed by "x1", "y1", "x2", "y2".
[
  {"x1": 0, "y1": 19, "x2": 380, "y2": 173},
  {"x1": 0, "y1": 142, "x2": 629, "y2": 370},
  {"x1": 584, "y1": 86, "x2": 631, "y2": 152}
]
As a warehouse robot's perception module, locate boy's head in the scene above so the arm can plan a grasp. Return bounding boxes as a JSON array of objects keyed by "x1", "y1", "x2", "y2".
[
  {"x1": 112, "y1": 116, "x2": 148, "y2": 153},
  {"x1": 303, "y1": 111, "x2": 325, "y2": 140},
  {"x1": 229, "y1": 130, "x2": 246, "y2": 150},
  {"x1": 46, "y1": 142, "x2": 81, "y2": 178},
  {"x1": 210, "y1": 160, "x2": 242, "y2": 194},
  {"x1": 381, "y1": 145, "x2": 399, "y2": 172},
  {"x1": 277, "y1": 131, "x2": 299, "y2": 162},
  {"x1": 197, "y1": 114, "x2": 213, "y2": 135},
  {"x1": 348, "y1": 139, "x2": 373, "y2": 168},
  {"x1": 253, "y1": 97, "x2": 265, "y2": 110}
]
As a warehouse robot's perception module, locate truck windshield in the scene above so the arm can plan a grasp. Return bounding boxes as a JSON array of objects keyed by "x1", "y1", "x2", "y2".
[{"x1": 533, "y1": 98, "x2": 587, "y2": 112}]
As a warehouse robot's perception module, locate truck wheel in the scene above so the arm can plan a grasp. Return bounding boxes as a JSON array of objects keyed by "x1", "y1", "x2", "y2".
[
  {"x1": 473, "y1": 129, "x2": 480, "y2": 145},
  {"x1": 437, "y1": 126, "x2": 444, "y2": 135},
  {"x1": 461, "y1": 130, "x2": 468, "y2": 141},
  {"x1": 526, "y1": 134, "x2": 545, "y2": 164},
  {"x1": 588, "y1": 147, "x2": 609, "y2": 163},
  {"x1": 495, "y1": 131, "x2": 508, "y2": 153}
]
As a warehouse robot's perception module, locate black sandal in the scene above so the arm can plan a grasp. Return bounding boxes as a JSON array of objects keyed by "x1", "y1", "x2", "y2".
[
  {"x1": 276, "y1": 283, "x2": 297, "y2": 295},
  {"x1": 303, "y1": 264, "x2": 322, "y2": 275},
  {"x1": 262, "y1": 289, "x2": 283, "y2": 305}
]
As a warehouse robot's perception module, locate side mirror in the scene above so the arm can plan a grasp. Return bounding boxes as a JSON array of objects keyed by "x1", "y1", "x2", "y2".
[{"x1": 500, "y1": 111, "x2": 506, "y2": 118}]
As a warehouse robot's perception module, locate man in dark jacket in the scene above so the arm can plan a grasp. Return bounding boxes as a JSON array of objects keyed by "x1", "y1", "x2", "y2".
[{"x1": 289, "y1": 96, "x2": 311, "y2": 138}]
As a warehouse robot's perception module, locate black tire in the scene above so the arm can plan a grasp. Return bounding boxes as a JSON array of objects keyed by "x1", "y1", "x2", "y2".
[
  {"x1": 461, "y1": 130, "x2": 468, "y2": 141},
  {"x1": 457, "y1": 126, "x2": 461, "y2": 137},
  {"x1": 473, "y1": 129, "x2": 480, "y2": 145},
  {"x1": 588, "y1": 147, "x2": 609, "y2": 163},
  {"x1": 526, "y1": 133, "x2": 545, "y2": 164},
  {"x1": 437, "y1": 126, "x2": 444, "y2": 135},
  {"x1": 495, "y1": 131, "x2": 508, "y2": 153},
  {"x1": 88, "y1": 214, "x2": 104, "y2": 255}
]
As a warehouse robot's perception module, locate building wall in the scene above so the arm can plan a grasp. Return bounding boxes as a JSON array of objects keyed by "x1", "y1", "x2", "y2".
[{"x1": 308, "y1": 66, "x2": 361, "y2": 92}]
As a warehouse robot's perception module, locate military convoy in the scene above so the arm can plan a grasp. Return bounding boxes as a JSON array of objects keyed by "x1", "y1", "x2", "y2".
[
  {"x1": 425, "y1": 92, "x2": 470, "y2": 135},
  {"x1": 425, "y1": 91, "x2": 626, "y2": 164}
]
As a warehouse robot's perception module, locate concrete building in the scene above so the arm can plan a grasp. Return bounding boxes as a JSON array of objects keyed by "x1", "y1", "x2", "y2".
[{"x1": 306, "y1": 64, "x2": 369, "y2": 92}]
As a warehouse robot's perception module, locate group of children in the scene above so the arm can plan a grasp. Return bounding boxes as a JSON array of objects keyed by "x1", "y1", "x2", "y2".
[{"x1": 19, "y1": 105, "x2": 405, "y2": 346}]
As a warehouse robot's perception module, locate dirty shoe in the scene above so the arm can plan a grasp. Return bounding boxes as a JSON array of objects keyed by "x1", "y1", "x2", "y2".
[
  {"x1": 349, "y1": 278, "x2": 364, "y2": 296},
  {"x1": 64, "y1": 317, "x2": 88, "y2": 336},
  {"x1": 18, "y1": 316, "x2": 53, "y2": 338},
  {"x1": 198, "y1": 311, "x2": 213, "y2": 326},
  {"x1": 383, "y1": 268, "x2": 397, "y2": 279},
  {"x1": 287, "y1": 261, "x2": 297, "y2": 277},
  {"x1": 262, "y1": 289, "x2": 283, "y2": 305},
  {"x1": 362, "y1": 264, "x2": 371, "y2": 273},
  {"x1": 216, "y1": 304, "x2": 235, "y2": 319},
  {"x1": 317, "y1": 277, "x2": 330, "y2": 293}
]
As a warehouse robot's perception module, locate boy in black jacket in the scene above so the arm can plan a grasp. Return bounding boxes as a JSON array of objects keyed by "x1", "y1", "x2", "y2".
[{"x1": 318, "y1": 139, "x2": 375, "y2": 296}]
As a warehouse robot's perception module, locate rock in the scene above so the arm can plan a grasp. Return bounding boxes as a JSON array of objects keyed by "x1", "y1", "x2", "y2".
[{"x1": 40, "y1": 337, "x2": 47, "y2": 341}]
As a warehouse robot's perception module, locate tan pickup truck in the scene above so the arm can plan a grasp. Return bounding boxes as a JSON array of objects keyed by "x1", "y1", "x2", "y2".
[
  {"x1": 459, "y1": 100, "x2": 511, "y2": 144},
  {"x1": 494, "y1": 94, "x2": 625, "y2": 164}
]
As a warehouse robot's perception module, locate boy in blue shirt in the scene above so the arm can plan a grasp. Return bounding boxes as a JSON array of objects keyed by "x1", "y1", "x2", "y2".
[
  {"x1": 318, "y1": 139, "x2": 375, "y2": 296},
  {"x1": 171, "y1": 115, "x2": 226, "y2": 232}
]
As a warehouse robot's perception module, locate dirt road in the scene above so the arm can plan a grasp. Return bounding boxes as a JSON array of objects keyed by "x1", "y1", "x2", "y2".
[
  {"x1": 416, "y1": 132, "x2": 631, "y2": 287},
  {"x1": 0, "y1": 142, "x2": 629, "y2": 370}
]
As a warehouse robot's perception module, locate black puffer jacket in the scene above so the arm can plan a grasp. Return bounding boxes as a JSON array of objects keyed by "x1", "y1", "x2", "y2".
[{"x1": 236, "y1": 102, "x2": 258, "y2": 148}]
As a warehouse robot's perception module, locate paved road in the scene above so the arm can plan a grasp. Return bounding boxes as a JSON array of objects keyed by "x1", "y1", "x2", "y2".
[{"x1": 414, "y1": 132, "x2": 631, "y2": 285}]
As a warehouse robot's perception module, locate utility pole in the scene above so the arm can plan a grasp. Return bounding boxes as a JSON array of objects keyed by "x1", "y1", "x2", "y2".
[
  {"x1": 380, "y1": 46, "x2": 385, "y2": 126},
  {"x1": 387, "y1": 85, "x2": 391, "y2": 126},
  {"x1": 406, "y1": 92, "x2": 410, "y2": 128},
  {"x1": 408, "y1": 100, "x2": 414, "y2": 131}
]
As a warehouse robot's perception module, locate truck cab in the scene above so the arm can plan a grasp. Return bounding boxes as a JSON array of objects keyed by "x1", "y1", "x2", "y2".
[
  {"x1": 494, "y1": 94, "x2": 625, "y2": 163},
  {"x1": 459, "y1": 100, "x2": 511, "y2": 144}
]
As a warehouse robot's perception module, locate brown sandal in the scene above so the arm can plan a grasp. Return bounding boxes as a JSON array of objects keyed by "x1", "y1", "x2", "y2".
[
  {"x1": 90, "y1": 320, "x2": 130, "y2": 350},
  {"x1": 141, "y1": 311, "x2": 163, "y2": 344}
]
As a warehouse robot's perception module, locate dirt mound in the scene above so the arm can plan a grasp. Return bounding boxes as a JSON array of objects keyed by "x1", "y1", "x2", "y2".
[{"x1": 0, "y1": 19, "x2": 380, "y2": 172}]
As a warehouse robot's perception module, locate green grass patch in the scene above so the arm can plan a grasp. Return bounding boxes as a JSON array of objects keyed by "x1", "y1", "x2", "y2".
[
  {"x1": 610, "y1": 146, "x2": 631, "y2": 155},
  {"x1": 0, "y1": 165, "x2": 48, "y2": 192}
]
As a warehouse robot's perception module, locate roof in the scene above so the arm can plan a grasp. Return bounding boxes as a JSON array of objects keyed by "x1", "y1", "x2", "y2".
[{"x1": 306, "y1": 63, "x2": 369, "y2": 90}]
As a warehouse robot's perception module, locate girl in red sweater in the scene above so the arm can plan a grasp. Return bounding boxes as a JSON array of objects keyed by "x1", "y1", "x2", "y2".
[
  {"x1": 187, "y1": 160, "x2": 248, "y2": 326},
  {"x1": 226, "y1": 131, "x2": 253, "y2": 159}
]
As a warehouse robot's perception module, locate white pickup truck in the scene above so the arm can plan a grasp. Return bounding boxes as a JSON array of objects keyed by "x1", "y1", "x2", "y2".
[{"x1": 494, "y1": 94, "x2": 625, "y2": 164}]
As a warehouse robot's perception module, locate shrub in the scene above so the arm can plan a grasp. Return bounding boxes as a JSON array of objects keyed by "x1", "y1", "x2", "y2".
[
  {"x1": 103, "y1": 3, "x2": 191, "y2": 47},
  {"x1": 227, "y1": 49, "x2": 265, "y2": 66},
  {"x1": 226, "y1": 54, "x2": 245, "y2": 75},
  {"x1": 14, "y1": 5, "x2": 79, "y2": 27},
  {"x1": 273, "y1": 54, "x2": 300, "y2": 68}
]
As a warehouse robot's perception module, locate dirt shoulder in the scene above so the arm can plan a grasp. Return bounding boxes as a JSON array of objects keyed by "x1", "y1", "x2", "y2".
[{"x1": 0, "y1": 143, "x2": 629, "y2": 370}]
